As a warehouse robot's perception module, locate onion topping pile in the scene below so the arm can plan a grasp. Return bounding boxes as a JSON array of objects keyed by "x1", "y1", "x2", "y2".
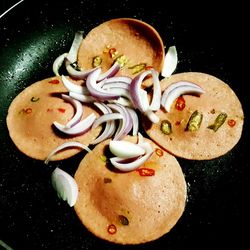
[{"x1": 47, "y1": 29, "x2": 205, "y2": 206}]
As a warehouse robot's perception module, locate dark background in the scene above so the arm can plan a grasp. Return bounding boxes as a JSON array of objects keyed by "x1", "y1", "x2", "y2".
[{"x1": 0, "y1": 0, "x2": 249, "y2": 249}]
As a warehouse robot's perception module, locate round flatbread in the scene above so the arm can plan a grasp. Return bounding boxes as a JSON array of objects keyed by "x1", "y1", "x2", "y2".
[
  {"x1": 143, "y1": 72, "x2": 244, "y2": 160},
  {"x1": 77, "y1": 18, "x2": 164, "y2": 87},
  {"x1": 6, "y1": 76, "x2": 101, "y2": 161},
  {"x1": 74, "y1": 136, "x2": 187, "y2": 244}
]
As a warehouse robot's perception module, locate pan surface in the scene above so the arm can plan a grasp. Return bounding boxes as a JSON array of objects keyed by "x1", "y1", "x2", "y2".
[{"x1": 0, "y1": 0, "x2": 249, "y2": 249}]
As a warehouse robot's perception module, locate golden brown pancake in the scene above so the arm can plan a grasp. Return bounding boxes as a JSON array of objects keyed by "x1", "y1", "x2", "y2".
[
  {"x1": 6, "y1": 76, "x2": 101, "y2": 161},
  {"x1": 77, "y1": 18, "x2": 164, "y2": 87},
  {"x1": 74, "y1": 136, "x2": 187, "y2": 244},
  {"x1": 143, "y1": 72, "x2": 244, "y2": 160}
]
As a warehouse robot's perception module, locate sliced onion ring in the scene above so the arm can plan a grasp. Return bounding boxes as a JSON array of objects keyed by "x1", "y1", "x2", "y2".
[
  {"x1": 109, "y1": 140, "x2": 145, "y2": 158},
  {"x1": 86, "y1": 68, "x2": 120, "y2": 100},
  {"x1": 53, "y1": 113, "x2": 96, "y2": 136},
  {"x1": 107, "y1": 103, "x2": 132, "y2": 140},
  {"x1": 91, "y1": 103, "x2": 116, "y2": 144},
  {"x1": 110, "y1": 140, "x2": 153, "y2": 172},
  {"x1": 61, "y1": 94, "x2": 83, "y2": 128},
  {"x1": 61, "y1": 75, "x2": 89, "y2": 95},
  {"x1": 69, "y1": 92, "x2": 96, "y2": 103},
  {"x1": 92, "y1": 113, "x2": 123, "y2": 129},
  {"x1": 53, "y1": 53, "x2": 68, "y2": 76},
  {"x1": 161, "y1": 46, "x2": 178, "y2": 78},
  {"x1": 66, "y1": 31, "x2": 84, "y2": 63},
  {"x1": 97, "y1": 62, "x2": 121, "y2": 81},
  {"x1": 161, "y1": 81, "x2": 205, "y2": 112},
  {"x1": 65, "y1": 59, "x2": 98, "y2": 80},
  {"x1": 45, "y1": 141, "x2": 91, "y2": 164},
  {"x1": 51, "y1": 167, "x2": 78, "y2": 207}
]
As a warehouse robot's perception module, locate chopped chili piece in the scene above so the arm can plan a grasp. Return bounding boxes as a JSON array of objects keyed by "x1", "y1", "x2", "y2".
[
  {"x1": 115, "y1": 55, "x2": 128, "y2": 68},
  {"x1": 109, "y1": 48, "x2": 118, "y2": 58},
  {"x1": 92, "y1": 56, "x2": 102, "y2": 67},
  {"x1": 175, "y1": 121, "x2": 181, "y2": 126},
  {"x1": 49, "y1": 79, "x2": 60, "y2": 84},
  {"x1": 100, "y1": 155, "x2": 107, "y2": 162},
  {"x1": 155, "y1": 148, "x2": 163, "y2": 157},
  {"x1": 57, "y1": 108, "x2": 66, "y2": 113},
  {"x1": 104, "y1": 177, "x2": 112, "y2": 184},
  {"x1": 107, "y1": 224, "x2": 117, "y2": 235},
  {"x1": 136, "y1": 168, "x2": 155, "y2": 176},
  {"x1": 210, "y1": 109, "x2": 216, "y2": 114},
  {"x1": 227, "y1": 119, "x2": 236, "y2": 127},
  {"x1": 207, "y1": 112, "x2": 227, "y2": 132},
  {"x1": 175, "y1": 96, "x2": 185, "y2": 111},
  {"x1": 128, "y1": 63, "x2": 146, "y2": 74},
  {"x1": 161, "y1": 120, "x2": 172, "y2": 135},
  {"x1": 118, "y1": 215, "x2": 129, "y2": 226},
  {"x1": 22, "y1": 108, "x2": 32, "y2": 114},
  {"x1": 186, "y1": 110, "x2": 203, "y2": 132},
  {"x1": 31, "y1": 96, "x2": 40, "y2": 102}
]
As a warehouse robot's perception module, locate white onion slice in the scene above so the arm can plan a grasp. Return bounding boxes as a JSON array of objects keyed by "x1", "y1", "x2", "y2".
[
  {"x1": 126, "y1": 107, "x2": 139, "y2": 136},
  {"x1": 109, "y1": 140, "x2": 145, "y2": 158},
  {"x1": 130, "y1": 70, "x2": 152, "y2": 112},
  {"x1": 61, "y1": 94, "x2": 83, "y2": 128},
  {"x1": 110, "y1": 141, "x2": 153, "y2": 172},
  {"x1": 130, "y1": 69, "x2": 160, "y2": 112},
  {"x1": 144, "y1": 109, "x2": 160, "y2": 123},
  {"x1": 69, "y1": 92, "x2": 96, "y2": 103},
  {"x1": 51, "y1": 167, "x2": 78, "y2": 207},
  {"x1": 107, "y1": 104, "x2": 132, "y2": 140},
  {"x1": 53, "y1": 113, "x2": 96, "y2": 136},
  {"x1": 161, "y1": 46, "x2": 178, "y2": 77},
  {"x1": 99, "y1": 76, "x2": 132, "y2": 88},
  {"x1": 66, "y1": 31, "x2": 83, "y2": 63},
  {"x1": 97, "y1": 62, "x2": 121, "y2": 81},
  {"x1": 91, "y1": 103, "x2": 116, "y2": 144},
  {"x1": 45, "y1": 141, "x2": 91, "y2": 164},
  {"x1": 149, "y1": 69, "x2": 161, "y2": 111},
  {"x1": 65, "y1": 59, "x2": 98, "y2": 80},
  {"x1": 53, "y1": 53, "x2": 68, "y2": 76},
  {"x1": 92, "y1": 113, "x2": 123, "y2": 129},
  {"x1": 161, "y1": 81, "x2": 205, "y2": 112},
  {"x1": 86, "y1": 68, "x2": 120, "y2": 100},
  {"x1": 61, "y1": 75, "x2": 89, "y2": 95}
]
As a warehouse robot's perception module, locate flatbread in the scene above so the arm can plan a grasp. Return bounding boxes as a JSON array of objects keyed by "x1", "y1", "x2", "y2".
[
  {"x1": 143, "y1": 72, "x2": 244, "y2": 160},
  {"x1": 6, "y1": 76, "x2": 101, "y2": 161},
  {"x1": 77, "y1": 18, "x2": 164, "y2": 87},
  {"x1": 74, "y1": 136, "x2": 187, "y2": 244}
]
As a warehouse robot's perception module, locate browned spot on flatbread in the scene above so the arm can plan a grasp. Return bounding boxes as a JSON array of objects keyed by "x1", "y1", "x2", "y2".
[
  {"x1": 77, "y1": 18, "x2": 164, "y2": 87},
  {"x1": 143, "y1": 72, "x2": 244, "y2": 160},
  {"x1": 6, "y1": 76, "x2": 101, "y2": 161},
  {"x1": 74, "y1": 136, "x2": 187, "y2": 244}
]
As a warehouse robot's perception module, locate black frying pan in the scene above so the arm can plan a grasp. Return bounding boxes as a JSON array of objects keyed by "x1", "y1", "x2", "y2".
[{"x1": 0, "y1": 0, "x2": 249, "y2": 249}]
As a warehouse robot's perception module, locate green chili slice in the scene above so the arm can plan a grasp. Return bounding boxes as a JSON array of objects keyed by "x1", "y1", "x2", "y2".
[
  {"x1": 118, "y1": 215, "x2": 129, "y2": 226},
  {"x1": 207, "y1": 112, "x2": 227, "y2": 132},
  {"x1": 128, "y1": 63, "x2": 146, "y2": 74},
  {"x1": 31, "y1": 96, "x2": 40, "y2": 102},
  {"x1": 115, "y1": 55, "x2": 128, "y2": 68},
  {"x1": 161, "y1": 120, "x2": 172, "y2": 135},
  {"x1": 186, "y1": 110, "x2": 203, "y2": 132},
  {"x1": 92, "y1": 56, "x2": 102, "y2": 67}
]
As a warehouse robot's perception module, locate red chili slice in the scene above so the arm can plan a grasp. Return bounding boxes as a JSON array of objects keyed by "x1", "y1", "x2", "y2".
[
  {"x1": 155, "y1": 148, "x2": 163, "y2": 157},
  {"x1": 228, "y1": 119, "x2": 236, "y2": 127},
  {"x1": 49, "y1": 79, "x2": 60, "y2": 84},
  {"x1": 175, "y1": 96, "x2": 185, "y2": 111},
  {"x1": 58, "y1": 108, "x2": 66, "y2": 113},
  {"x1": 136, "y1": 168, "x2": 155, "y2": 176},
  {"x1": 107, "y1": 224, "x2": 117, "y2": 235}
]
